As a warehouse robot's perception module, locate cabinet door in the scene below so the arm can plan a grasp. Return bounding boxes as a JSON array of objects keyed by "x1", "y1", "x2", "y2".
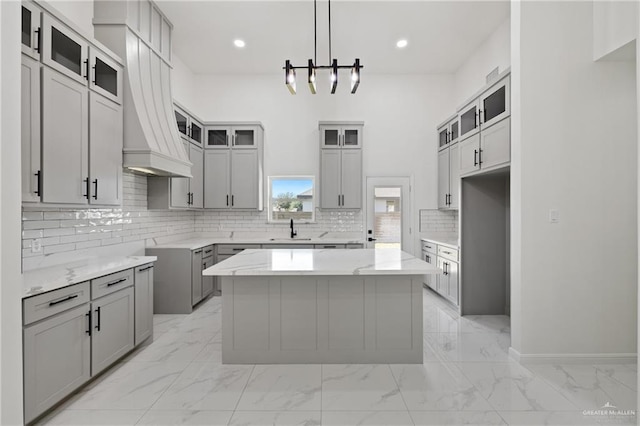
[
  {"x1": 480, "y1": 77, "x2": 510, "y2": 130},
  {"x1": 320, "y1": 126, "x2": 340, "y2": 149},
  {"x1": 134, "y1": 264, "x2": 154, "y2": 346},
  {"x1": 89, "y1": 93, "x2": 123, "y2": 205},
  {"x1": 91, "y1": 287, "x2": 134, "y2": 376},
  {"x1": 189, "y1": 144, "x2": 204, "y2": 208},
  {"x1": 190, "y1": 118, "x2": 203, "y2": 146},
  {"x1": 23, "y1": 304, "x2": 91, "y2": 424},
  {"x1": 437, "y1": 148, "x2": 450, "y2": 209},
  {"x1": 342, "y1": 126, "x2": 362, "y2": 149},
  {"x1": 42, "y1": 14, "x2": 88, "y2": 85},
  {"x1": 171, "y1": 141, "x2": 191, "y2": 208},
  {"x1": 438, "y1": 125, "x2": 449, "y2": 151},
  {"x1": 230, "y1": 149, "x2": 259, "y2": 209},
  {"x1": 89, "y1": 48, "x2": 122, "y2": 105},
  {"x1": 232, "y1": 126, "x2": 257, "y2": 149},
  {"x1": 202, "y1": 257, "x2": 214, "y2": 298},
  {"x1": 206, "y1": 126, "x2": 231, "y2": 149},
  {"x1": 320, "y1": 149, "x2": 341, "y2": 208},
  {"x1": 42, "y1": 67, "x2": 89, "y2": 204},
  {"x1": 480, "y1": 117, "x2": 510, "y2": 171},
  {"x1": 191, "y1": 249, "x2": 203, "y2": 305},
  {"x1": 204, "y1": 150, "x2": 230, "y2": 208},
  {"x1": 450, "y1": 119, "x2": 460, "y2": 144},
  {"x1": 458, "y1": 133, "x2": 481, "y2": 177},
  {"x1": 340, "y1": 150, "x2": 362, "y2": 209},
  {"x1": 174, "y1": 107, "x2": 189, "y2": 141},
  {"x1": 448, "y1": 143, "x2": 459, "y2": 210},
  {"x1": 21, "y1": 55, "x2": 41, "y2": 202},
  {"x1": 447, "y1": 260, "x2": 459, "y2": 306},
  {"x1": 458, "y1": 100, "x2": 480, "y2": 141},
  {"x1": 22, "y1": 3, "x2": 41, "y2": 59}
]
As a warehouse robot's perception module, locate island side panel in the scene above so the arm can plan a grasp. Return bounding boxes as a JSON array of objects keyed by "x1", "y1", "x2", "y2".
[{"x1": 222, "y1": 275, "x2": 423, "y2": 364}]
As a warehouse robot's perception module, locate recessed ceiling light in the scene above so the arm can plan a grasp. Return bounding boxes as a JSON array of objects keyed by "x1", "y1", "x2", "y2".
[
  {"x1": 396, "y1": 39, "x2": 408, "y2": 49},
  {"x1": 233, "y1": 39, "x2": 246, "y2": 48}
]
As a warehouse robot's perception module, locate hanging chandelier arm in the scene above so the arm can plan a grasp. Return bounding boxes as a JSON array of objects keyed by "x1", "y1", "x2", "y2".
[
  {"x1": 283, "y1": 64, "x2": 363, "y2": 70},
  {"x1": 314, "y1": 0, "x2": 317, "y2": 65},
  {"x1": 328, "y1": 0, "x2": 332, "y2": 63}
]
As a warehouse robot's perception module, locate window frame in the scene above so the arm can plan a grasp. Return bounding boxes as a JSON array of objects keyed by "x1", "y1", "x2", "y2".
[{"x1": 267, "y1": 176, "x2": 316, "y2": 223}]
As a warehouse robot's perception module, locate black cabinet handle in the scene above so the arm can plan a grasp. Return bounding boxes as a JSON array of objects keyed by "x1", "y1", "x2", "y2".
[
  {"x1": 338, "y1": 194, "x2": 341, "y2": 206},
  {"x1": 34, "y1": 170, "x2": 41, "y2": 196},
  {"x1": 367, "y1": 237, "x2": 377, "y2": 242},
  {"x1": 138, "y1": 265, "x2": 154, "y2": 272},
  {"x1": 187, "y1": 125, "x2": 191, "y2": 139},
  {"x1": 232, "y1": 248, "x2": 244, "y2": 251},
  {"x1": 34, "y1": 27, "x2": 41, "y2": 53},
  {"x1": 86, "y1": 311, "x2": 91, "y2": 336},
  {"x1": 95, "y1": 307, "x2": 101, "y2": 331},
  {"x1": 204, "y1": 249, "x2": 212, "y2": 254},
  {"x1": 194, "y1": 250, "x2": 203, "y2": 254},
  {"x1": 107, "y1": 278, "x2": 127, "y2": 287},
  {"x1": 231, "y1": 195, "x2": 234, "y2": 206},
  {"x1": 479, "y1": 149, "x2": 483, "y2": 165},
  {"x1": 478, "y1": 109, "x2": 483, "y2": 125},
  {"x1": 83, "y1": 178, "x2": 89, "y2": 199},
  {"x1": 342, "y1": 195, "x2": 345, "y2": 206},
  {"x1": 48, "y1": 294, "x2": 78, "y2": 306},
  {"x1": 474, "y1": 150, "x2": 478, "y2": 167},
  {"x1": 226, "y1": 195, "x2": 229, "y2": 206},
  {"x1": 84, "y1": 59, "x2": 89, "y2": 81},
  {"x1": 91, "y1": 65, "x2": 96, "y2": 85},
  {"x1": 324, "y1": 245, "x2": 337, "y2": 248},
  {"x1": 92, "y1": 179, "x2": 98, "y2": 200},
  {"x1": 475, "y1": 111, "x2": 478, "y2": 128}
]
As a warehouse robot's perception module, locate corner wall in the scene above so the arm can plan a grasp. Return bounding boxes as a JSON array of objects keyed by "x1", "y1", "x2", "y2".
[{"x1": 512, "y1": 1, "x2": 637, "y2": 360}]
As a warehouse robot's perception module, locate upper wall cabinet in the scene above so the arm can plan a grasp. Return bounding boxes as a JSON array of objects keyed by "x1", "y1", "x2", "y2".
[
  {"x1": 321, "y1": 125, "x2": 362, "y2": 149},
  {"x1": 89, "y1": 49, "x2": 123, "y2": 104},
  {"x1": 174, "y1": 104, "x2": 203, "y2": 146},
  {"x1": 459, "y1": 74, "x2": 510, "y2": 143},
  {"x1": 42, "y1": 14, "x2": 89, "y2": 85},
  {"x1": 205, "y1": 126, "x2": 258, "y2": 149},
  {"x1": 21, "y1": 2, "x2": 41, "y2": 60},
  {"x1": 22, "y1": 55, "x2": 41, "y2": 203}
]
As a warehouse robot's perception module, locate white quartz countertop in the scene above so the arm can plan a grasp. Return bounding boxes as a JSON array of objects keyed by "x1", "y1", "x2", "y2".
[
  {"x1": 203, "y1": 248, "x2": 441, "y2": 276},
  {"x1": 22, "y1": 256, "x2": 157, "y2": 299},
  {"x1": 149, "y1": 237, "x2": 364, "y2": 250},
  {"x1": 421, "y1": 236, "x2": 459, "y2": 249}
]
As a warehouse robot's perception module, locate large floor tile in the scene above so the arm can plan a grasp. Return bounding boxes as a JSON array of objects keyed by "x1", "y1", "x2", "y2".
[
  {"x1": 192, "y1": 342, "x2": 222, "y2": 364},
  {"x1": 130, "y1": 329, "x2": 210, "y2": 364},
  {"x1": 527, "y1": 364, "x2": 638, "y2": 411},
  {"x1": 423, "y1": 307, "x2": 460, "y2": 334},
  {"x1": 458, "y1": 362, "x2": 577, "y2": 411},
  {"x1": 235, "y1": 364, "x2": 321, "y2": 411},
  {"x1": 321, "y1": 364, "x2": 406, "y2": 411},
  {"x1": 174, "y1": 310, "x2": 221, "y2": 337},
  {"x1": 594, "y1": 364, "x2": 637, "y2": 391},
  {"x1": 151, "y1": 363, "x2": 254, "y2": 410},
  {"x1": 459, "y1": 316, "x2": 511, "y2": 334},
  {"x1": 154, "y1": 314, "x2": 187, "y2": 335},
  {"x1": 37, "y1": 409, "x2": 145, "y2": 425},
  {"x1": 425, "y1": 332, "x2": 511, "y2": 362},
  {"x1": 391, "y1": 363, "x2": 492, "y2": 411},
  {"x1": 411, "y1": 410, "x2": 506, "y2": 425},
  {"x1": 135, "y1": 410, "x2": 233, "y2": 425},
  {"x1": 229, "y1": 411, "x2": 321, "y2": 426},
  {"x1": 322, "y1": 411, "x2": 414, "y2": 425}
]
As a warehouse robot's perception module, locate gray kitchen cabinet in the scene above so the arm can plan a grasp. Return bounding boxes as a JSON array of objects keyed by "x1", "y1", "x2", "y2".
[
  {"x1": 203, "y1": 123, "x2": 264, "y2": 210},
  {"x1": 41, "y1": 14, "x2": 89, "y2": 85},
  {"x1": 134, "y1": 264, "x2": 154, "y2": 346},
  {"x1": 174, "y1": 103, "x2": 203, "y2": 146},
  {"x1": 21, "y1": 54, "x2": 41, "y2": 203},
  {"x1": 437, "y1": 256, "x2": 459, "y2": 306},
  {"x1": 21, "y1": 2, "x2": 42, "y2": 60},
  {"x1": 148, "y1": 142, "x2": 203, "y2": 209},
  {"x1": 89, "y1": 47, "x2": 123, "y2": 105},
  {"x1": 41, "y1": 66, "x2": 89, "y2": 204},
  {"x1": 191, "y1": 248, "x2": 203, "y2": 306},
  {"x1": 319, "y1": 122, "x2": 363, "y2": 210},
  {"x1": 437, "y1": 149, "x2": 450, "y2": 209},
  {"x1": 459, "y1": 133, "x2": 481, "y2": 176},
  {"x1": 479, "y1": 76, "x2": 510, "y2": 130},
  {"x1": 91, "y1": 286, "x2": 134, "y2": 376},
  {"x1": 437, "y1": 116, "x2": 459, "y2": 152},
  {"x1": 202, "y1": 255, "x2": 214, "y2": 298},
  {"x1": 437, "y1": 114, "x2": 460, "y2": 210},
  {"x1": 449, "y1": 143, "x2": 460, "y2": 209},
  {"x1": 190, "y1": 144, "x2": 204, "y2": 208},
  {"x1": 23, "y1": 304, "x2": 91, "y2": 424},
  {"x1": 89, "y1": 92, "x2": 123, "y2": 205},
  {"x1": 421, "y1": 241, "x2": 437, "y2": 291}
]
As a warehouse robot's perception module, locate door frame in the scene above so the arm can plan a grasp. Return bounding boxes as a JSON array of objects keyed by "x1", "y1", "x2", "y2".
[{"x1": 365, "y1": 176, "x2": 413, "y2": 253}]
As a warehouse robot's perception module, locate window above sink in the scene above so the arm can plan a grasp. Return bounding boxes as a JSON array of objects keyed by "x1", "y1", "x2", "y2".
[{"x1": 268, "y1": 176, "x2": 315, "y2": 223}]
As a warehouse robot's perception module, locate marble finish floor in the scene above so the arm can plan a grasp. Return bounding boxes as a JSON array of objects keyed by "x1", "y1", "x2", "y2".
[{"x1": 38, "y1": 289, "x2": 637, "y2": 426}]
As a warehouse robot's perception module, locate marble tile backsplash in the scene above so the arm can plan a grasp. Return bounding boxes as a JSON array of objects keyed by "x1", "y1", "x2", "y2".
[{"x1": 419, "y1": 209, "x2": 458, "y2": 235}]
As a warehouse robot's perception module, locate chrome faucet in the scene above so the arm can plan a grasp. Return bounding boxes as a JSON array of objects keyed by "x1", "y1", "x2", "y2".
[{"x1": 290, "y1": 218, "x2": 297, "y2": 239}]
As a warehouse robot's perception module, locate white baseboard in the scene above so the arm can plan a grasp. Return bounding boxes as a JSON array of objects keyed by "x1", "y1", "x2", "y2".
[{"x1": 509, "y1": 347, "x2": 637, "y2": 364}]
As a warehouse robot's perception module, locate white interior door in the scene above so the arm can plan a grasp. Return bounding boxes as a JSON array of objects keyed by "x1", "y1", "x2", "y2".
[{"x1": 365, "y1": 177, "x2": 412, "y2": 252}]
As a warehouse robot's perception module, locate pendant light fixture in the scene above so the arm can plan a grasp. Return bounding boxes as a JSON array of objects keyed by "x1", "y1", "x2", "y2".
[{"x1": 283, "y1": 0, "x2": 363, "y2": 95}]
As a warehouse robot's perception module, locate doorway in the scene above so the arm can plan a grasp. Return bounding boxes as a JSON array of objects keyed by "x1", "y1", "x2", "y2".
[{"x1": 365, "y1": 177, "x2": 412, "y2": 252}]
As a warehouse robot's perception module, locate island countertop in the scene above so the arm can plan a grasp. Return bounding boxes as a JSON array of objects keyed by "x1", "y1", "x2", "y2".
[{"x1": 203, "y1": 248, "x2": 441, "y2": 276}]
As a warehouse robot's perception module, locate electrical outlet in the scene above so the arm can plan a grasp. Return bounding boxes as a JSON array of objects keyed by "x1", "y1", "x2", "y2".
[
  {"x1": 31, "y1": 238, "x2": 42, "y2": 253},
  {"x1": 548, "y1": 209, "x2": 560, "y2": 223}
]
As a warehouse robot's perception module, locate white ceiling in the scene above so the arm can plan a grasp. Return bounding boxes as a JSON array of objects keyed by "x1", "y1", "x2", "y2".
[{"x1": 158, "y1": 1, "x2": 510, "y2": 75}]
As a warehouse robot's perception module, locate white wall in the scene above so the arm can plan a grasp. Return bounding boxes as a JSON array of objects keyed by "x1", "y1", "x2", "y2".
[
  {"x1": 453, "y1": 17, "x2": 510, "y2": 108},
  {"x1": 0, "y1": 1, "x2": 24, "y2": 423},
  {"x1": 171, "y1": 54, "x2": 199, "y2": 110},
  {"x1": 593, "y1": 0, "x2": 638, "y2": 61},
  {"x1": 46, "y1": 0, "x2": 95, "y2": 38},
  {"x1": 185, "y1": 71, "x2": 455, "y2": 254},
  {"x1": 512, "y1": 1, "x2": 637, "y2": 360}
]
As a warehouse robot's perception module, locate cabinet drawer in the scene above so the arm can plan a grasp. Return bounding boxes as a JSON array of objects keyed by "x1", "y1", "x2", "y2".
[
  {"x1": 421, "y1": 240, "x2": 437, "y2": 255},
  {"x1": 437, "y1": 246, "x2": 458, "y2": 262},
  {"x1": 202, "y1": 245, "x2": 214, "y2": 257},
  {"x1": 216, "y1": 244, "x2": 261, "y2": 255},
  {"x1": 23, "y1": 281, "x2": 90, "y2": 325},
  {"x1": 91, "y1": 269, "x2": 134, "y2": 299},
  {"x1": 346, "y1": 243, "x2": 364, "y2": 249},
  {"x1": 314, "y1": 244, "x2": 346, "y2": 249}
]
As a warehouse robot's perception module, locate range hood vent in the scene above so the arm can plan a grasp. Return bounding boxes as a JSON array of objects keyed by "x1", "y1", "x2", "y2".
[{"x1": 93, "y1": 0, "x2": 191, "y2": 177}]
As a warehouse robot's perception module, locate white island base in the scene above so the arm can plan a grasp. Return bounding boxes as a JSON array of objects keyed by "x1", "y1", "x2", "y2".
[{"x1": 221, "y1": 274, "x2": 424, "y2": 364}]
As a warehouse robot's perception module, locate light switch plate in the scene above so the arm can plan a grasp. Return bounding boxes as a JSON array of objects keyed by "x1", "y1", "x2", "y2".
[{"x1": 548, "y1": 209, "x2": 560, "y2": 223}]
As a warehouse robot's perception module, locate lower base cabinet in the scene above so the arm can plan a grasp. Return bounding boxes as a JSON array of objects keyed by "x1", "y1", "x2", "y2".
[
  {"x1": 437, "y1": 257, "x2": 459, "y2": 306},
  {"x1": 202, "y1": 256, "x2": 214, "y2": 298},
  {"x1": 135, "y1": 264, "x2": 154, "y2": 346}
]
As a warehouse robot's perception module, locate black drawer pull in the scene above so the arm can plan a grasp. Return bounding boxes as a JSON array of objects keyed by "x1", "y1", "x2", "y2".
[
  {"x1": 95, "y1": 307, "x2": 101, "y2": 331},
  {"x1": 324, "y1": 245, "x2": 337, "y2": 248},
  {"x1": 138, "y1": 265, "x2": 154, "y2": 272},
  {"x1": 49, "y1": 294, "x2": 78, "y2": 306},
  {"x1": 204, "y1": 249, "x2": 213, "y2": 254},
  {"x1": 232, "y1": 248, "x2": 244, "y2": 251},
  {"x1": 86, "y1": 311, "x2": 91, "y2": 336},
  {"x1": 107, "y1": 278, "x2": 127, "y2": 287},
  {"x1": 194, "y1": 250, "x2": 203, "y2": 254}
]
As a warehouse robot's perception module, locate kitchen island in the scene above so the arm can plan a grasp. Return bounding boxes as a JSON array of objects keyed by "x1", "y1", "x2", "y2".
[{"x1": 203, "y1": 248, "x2": 440, "y2": 364}]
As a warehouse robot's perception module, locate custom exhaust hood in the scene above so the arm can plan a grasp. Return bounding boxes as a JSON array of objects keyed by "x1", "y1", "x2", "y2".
[{"x1": 93, "y1": 0, "x2": 191, "y2": 177}]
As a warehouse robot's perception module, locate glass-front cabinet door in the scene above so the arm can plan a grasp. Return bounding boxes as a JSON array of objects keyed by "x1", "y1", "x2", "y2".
[
  {"x1": 341, "y1": 126, "x2": 362, "y2": 149},
  {"x1": 458, "y1": 100, "x2": 480, "y2": 141},
  {"x1": 480, "y1": 76, "x2": 510, "y2": 129},
  {"x1": 449, "y1": 120, "x2": 459, "y2": 144},
  {"x1": 232, "y1": 127, "x2": 256, "y2": 149},
  {"x1": 42, "y1": 15, "x2": 89, "y2": 85},
  {"x1": 189, "y1": 120, "x2": 203, "y2": 145},
  {"x1": 321, "y1": 127, "x2": 340, "y2": 148},
  {"x1": 89, "y1": 48, "x2": 122, "y2": 104},
  {"x1": 438, "y1": 125, "x2": 449, "y2": 150},
  {"x1": 205, "y1": 126, "x2": 231, "y2": 148},
  {"x1": 22, "y1": 3, "x2": 41, "y2": 59},
  {"x1": 174, "y1": 108, "x2": 188, "y2": 140}
]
